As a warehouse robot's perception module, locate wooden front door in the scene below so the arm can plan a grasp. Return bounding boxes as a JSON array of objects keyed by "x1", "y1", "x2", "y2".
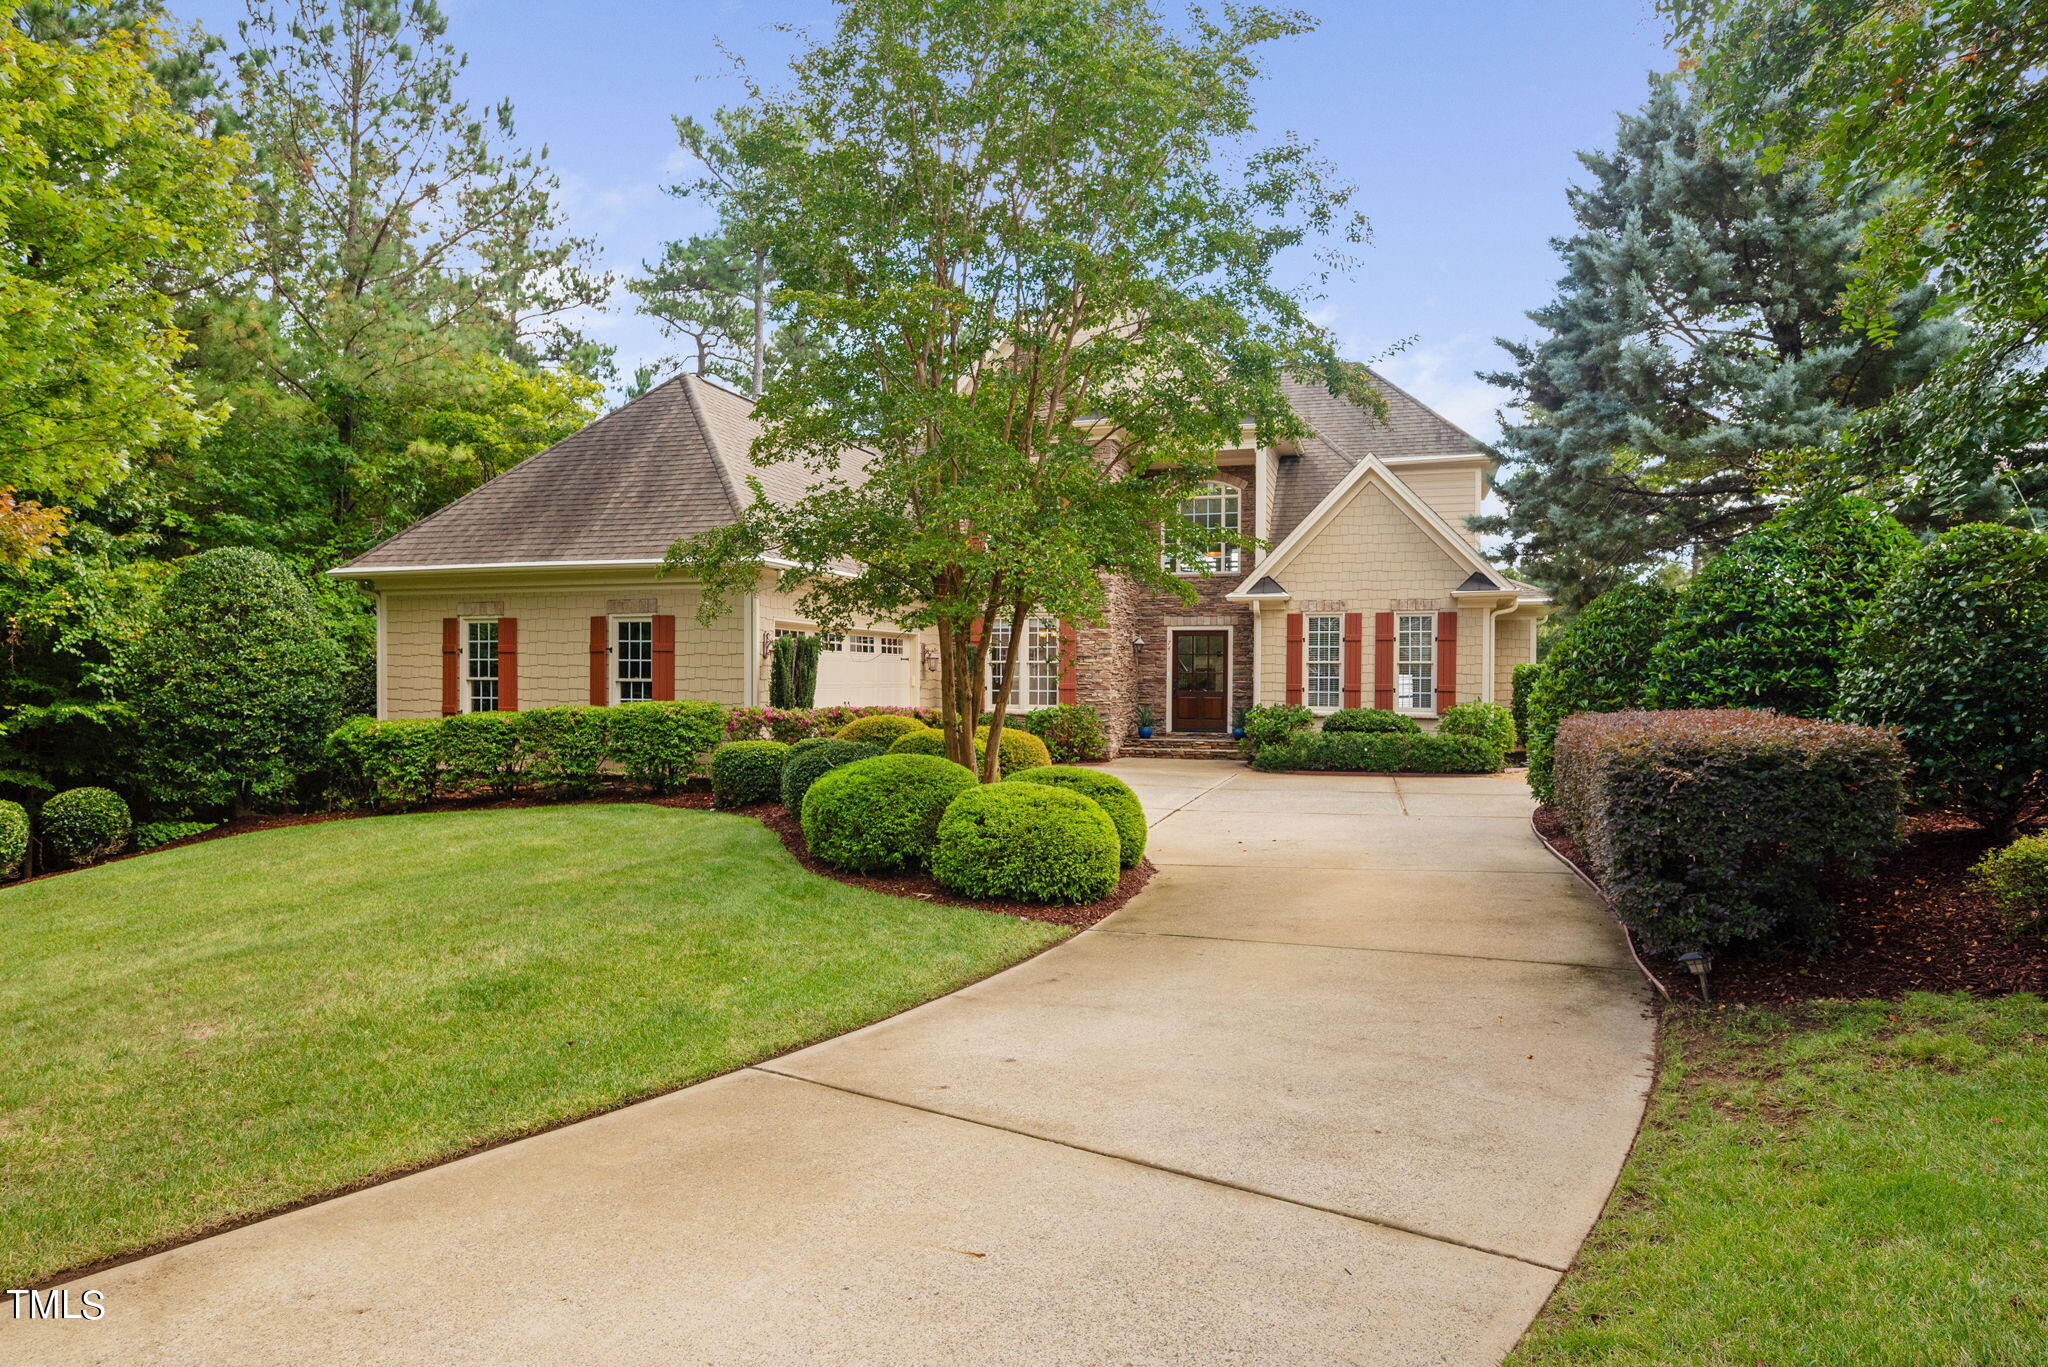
[{"x1": 1171, "y1": 630, "x2": 1228, "y2": 731}]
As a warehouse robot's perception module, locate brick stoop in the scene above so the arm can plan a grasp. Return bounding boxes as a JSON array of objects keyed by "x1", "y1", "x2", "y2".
[{"x1": 1118, "y1": 734, "x2": 1246, "y2": 761}]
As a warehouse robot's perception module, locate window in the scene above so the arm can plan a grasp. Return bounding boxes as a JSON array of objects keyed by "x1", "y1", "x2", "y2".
[
  {"x1": 879, "y1": 635, "x2": 906, "y2": 656},
  {"x1": 614, "y1": 617, "x2": 654, "y2": 702},
  {"x1": 849, "y1": 634, "x2": 877, "y2": 654},
  {"x1": 463, "y1": 619, "x2": 499, "y2": 713},
  {"x1": 820, "y1": 632, "x2": 843, "y2": 652},
  {"x1": 1305, "y1": 615, "x2": 1342, "y2": 709},
  {"x1": 987, "y1": 617, "x2": 1061, "y2": 708},
  {"x1": 1396, "y1": 614, "x2": 1435, "y2": 711},
  {"x1": 1163, "y1": 481, "x2": 1241, "y2": 574}
]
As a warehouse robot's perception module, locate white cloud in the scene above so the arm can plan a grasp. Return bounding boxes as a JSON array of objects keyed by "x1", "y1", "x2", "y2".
[{"x1": 1373, "y1": 336, "x2": 1512, "y2": 444}]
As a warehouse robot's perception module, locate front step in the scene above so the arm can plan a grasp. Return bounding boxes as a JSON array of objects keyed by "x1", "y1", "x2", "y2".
[{"x1": 1118, "y1": 734, "x2": 1245, "y2": 760}]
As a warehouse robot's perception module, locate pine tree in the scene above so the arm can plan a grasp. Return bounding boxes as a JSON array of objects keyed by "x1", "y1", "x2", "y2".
[{"x1": 1479, "y1": 78, "x2": 1959, "y2": 606}]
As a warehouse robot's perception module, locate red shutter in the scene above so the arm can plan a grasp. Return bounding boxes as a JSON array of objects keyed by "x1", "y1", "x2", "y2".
[
  {"x1": 1436, "y1": 610, "x2": 1459, "y2": 713},
  {"x1": 498, "y1": 618, "x2": 519, "y2": 713},
  {"x1": 652, "y1": 614, "x2": 676, "y2": 701},
  {"x1": 1058, "y1": 619, "x2": 1079, "y2": 705},
  {"x1": 440, "y1": 618, "x2": 460, "y2": 716},
  {"x1": 588, "y1": 616, "x2": 608, "y2": 705},
  {"x1": 1373, "y1": 612, "x2": 1396, "y2": 710},
  {"x1": 1284, "y1": 612, "x2": 1304, "y2": 705},
  {"x1": 1341, "y1": 612, "x2": 1364, "y2": 709}
]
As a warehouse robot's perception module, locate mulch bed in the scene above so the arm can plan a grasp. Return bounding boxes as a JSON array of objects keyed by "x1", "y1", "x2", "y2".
[
  {"x1": 21, "y1": 783, "x2": 1148, "y2": 927},
  {"x1": 1533, "y1": 806, "x2": 2047, "y2": 1004}
]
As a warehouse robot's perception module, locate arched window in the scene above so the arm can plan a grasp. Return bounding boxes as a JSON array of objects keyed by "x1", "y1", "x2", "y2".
[{"x1": 1163, "y1": 481, "x2": 1241, "y2": 574}]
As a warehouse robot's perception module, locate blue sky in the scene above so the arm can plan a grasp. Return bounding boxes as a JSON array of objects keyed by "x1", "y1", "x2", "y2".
[{"x1": 175, "y1": 0, "x2": 1675, "y2": 440}]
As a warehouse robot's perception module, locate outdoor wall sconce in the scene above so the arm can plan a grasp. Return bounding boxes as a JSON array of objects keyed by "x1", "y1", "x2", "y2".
[{"x1": 1131, "y1": 634, "x2": 1146, "y2": 647}]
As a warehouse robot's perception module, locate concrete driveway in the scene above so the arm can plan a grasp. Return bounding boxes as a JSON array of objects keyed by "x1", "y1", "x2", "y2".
[{"x1": 10, "y1": 760, "x2": 1652, "y2": 1367}]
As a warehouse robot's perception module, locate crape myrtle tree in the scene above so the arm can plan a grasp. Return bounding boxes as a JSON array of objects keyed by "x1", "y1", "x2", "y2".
[
  {"x1": 1665, "y1": 0, "x2": 2048, "y2": 529},
  {"x1": 1477, "y1": 77, "x2": 1957, "y2": 606},
  {"x1": 667, "y1": 0, "x2": 1374, "y2": 782}
]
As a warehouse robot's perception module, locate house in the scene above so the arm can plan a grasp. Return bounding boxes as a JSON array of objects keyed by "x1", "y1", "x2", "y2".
[{"x1": 332, "y1": 371, "x2": 1551, "y2": 750}]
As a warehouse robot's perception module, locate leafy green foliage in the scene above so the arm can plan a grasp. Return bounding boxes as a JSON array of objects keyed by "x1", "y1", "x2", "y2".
[
  {"x1": 0, "y1": 799, "x2": 27, "y2": 878},
  {"x1": 1250, "y1": 732, "x2": 1505, "y2": 774},
  {"x1": 1322, "y1": 708, "x2": 1420, "y2": 735},
  {"x1": 769, "y1": 632, "x2": 822, "y2": 709},
  {"x1": 1511, "y1": 663, "x2": 1543, "y2": 751},
  {"x1": 127, "y1": 547, "x2": 344, "y2": 814},
  {"x1": 40, "y1": 786, "x2": 132, "y2": 868},
  {"x1": 1971, "y1": 834, "x2": 2048, "y2": 937},
  {"x1": 1645, "y1": 497, "x2": 1916, "y2": 716},
  {"x1": 1011, "y1": 706, "x2": 1108, "y2": 764},
  {"x1": 513, "y1": 706, "x2": 610, "y2": 799},
  {"x1": 708, "y1": 740, "x2": 790, "y2": 807},
  {"x1": 1440, "y1": 701, "x2": 1517, "y2": 752},
  {"x1": 131, "y1": 820, "x2": 216, "y2": 852},
  {"x1": 327, "y1": 717, "x2": 440, "y2": 809},
  {"x1": 606, "y1": 700, "x2": 726, "y2": 795},
  {"x1": 932, "y1": 783, "x2": 1120, "y2": 904},
  {"x1": 779, "y1": 740, "x2": 884, "y2": 815},
  {"x1": 1553, "y1": 710, "x2": 1905, "y2": 951},
  {"x1": 1003, "y1": 766, "x2": 1146, "y2": 868},
  {"x1": 1838, "y1": 524, "x2": 2048, "y2": 835},
  {"x1": 1526, "y1": 581, "x2": 1680, "y2": 803},
  {"x1": 1240, "y1": 702, "x2": 1316, "y2": 754},
  {"x1": 801, "y1": 753, "x2": 978, "y2": 874},
  {"x1": 834, "y1": 714, "x2": 929, "y2": 748},
  {"x1": 435, "y1": 711, "x2": 523, "y2": 797},
  {"x1": 975, "y1": 725, "x2": 1051, "y2": 775},
  {"x1": 891, "y1": 728, "x2": 985, "y2": 771},
  {"x1": 1477, "y1": 78, "x2": 1956, "y2": 603}
]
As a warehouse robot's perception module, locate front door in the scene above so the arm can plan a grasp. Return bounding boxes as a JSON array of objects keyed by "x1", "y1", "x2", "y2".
[{"x1": 1171, "y1": 631, "x2": 1228, "y2": 732}]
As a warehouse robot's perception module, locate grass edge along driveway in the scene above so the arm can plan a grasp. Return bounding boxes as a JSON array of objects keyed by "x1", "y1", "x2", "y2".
[
  {"x1": 1, "y1": 804, "x2": 1066, "y2": 1287},
  {"x1": 1509, "y1": 991, "x2": 2048, "y2": 1367}
]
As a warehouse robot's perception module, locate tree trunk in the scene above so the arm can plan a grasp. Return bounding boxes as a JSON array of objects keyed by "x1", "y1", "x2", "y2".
[{"x1": 980, "y1": 601, "x2": 1030, "y2": 784}]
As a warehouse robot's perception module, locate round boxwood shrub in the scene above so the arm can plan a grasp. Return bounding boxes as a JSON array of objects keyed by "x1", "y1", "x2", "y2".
[
  {"x1": 976, "y1": 724, "x2": 1051, "y2": 773},
  {"x1": 931, "y1": 784, "x2": 1119, "y2": 904},
  {"x1": 1839, "y1": 524, "x2": 2048, "y2": 837},
  {"x1": 710, "y1": 740, "x2": 792, "y2": 806},
  {"x1": 1973, "y1": 833, "x2": 2048, "y2": 937},
  {"x1": 835, "y1": 714, "x2": 929, "y2": 748},
  {"x1": 0, "y1": 799, "x2": 27, "y2": 879},
  {"x1": 1015, "y1": 705, "x2": 1109, "y2": 763},
  {"x1": 1439, "y1": 700, "x2": 1516, "y2": 752},
  {"x1": 781, "y1": 739, "x2": 885, "y2": 813},
  {"x1": 1526, "y1": 580, "x2": 1680, "y2": 803},
  {"x1": 1004, "y1": 765, "x2": 1145, "y2": 868},
  {"x1": 890, "y1": 727, "x2": 986, "y2": 769},
  {"x1": 803, "y1": 753, "x2": 978, "y2": 873},
  {"x1": 1322, "y1": 708, "x2": 1420, "y2": 734},
  {"x1": 42, "y1": 787, "x2": 133, "y2": 868}
]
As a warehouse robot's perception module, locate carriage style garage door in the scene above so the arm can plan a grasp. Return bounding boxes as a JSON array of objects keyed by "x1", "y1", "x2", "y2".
[{"x1": 779, "y1": 627, "x2": 921, "y2": 708}]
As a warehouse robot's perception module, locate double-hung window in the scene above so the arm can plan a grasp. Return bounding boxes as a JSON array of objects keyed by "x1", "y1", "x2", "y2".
[
  {"x1": 614, "y1": 617, "x2": 654, "y2": 702},
  {"x1": 986, "y1": 617, "x2": 1061, "y2": 708},
  {"x1": 1396, "y1": 614, "x2": 1436, "y2": 711},
  {"x1": 1305, "y1": 615, "x2": 1343, "y2": 710},
  {"x1": 1163, "y1": 481, "x2": 1241, "y2": 574},
  {"x1": 462, "y1": 619, "x2": 500, "y2": 713}
]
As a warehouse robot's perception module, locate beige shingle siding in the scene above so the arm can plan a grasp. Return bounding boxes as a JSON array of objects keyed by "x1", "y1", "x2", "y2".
[{"x1": 1390, "y1": 467, "x2": 1483, "y2": 548}]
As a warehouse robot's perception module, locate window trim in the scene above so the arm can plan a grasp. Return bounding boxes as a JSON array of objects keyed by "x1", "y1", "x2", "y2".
[
  {"x1": 611, "y1": 614, "x2": 656, "y2": 705},
  {"x1": 1163, "y1": 480, "x2": 1243, "y2": 576},
  {"x1": 1394, "y1": 612, "x2": 1437, "y2": 715},
  {"x1": 985, "y1": 616, "x2": 1062, "y2": 710},
  {"x1": 458, "y1": 616, "x2": 500, "y2": 714},
  {"x1": 1303, "y1": 614, "x2": 1343, "y2": 712}
]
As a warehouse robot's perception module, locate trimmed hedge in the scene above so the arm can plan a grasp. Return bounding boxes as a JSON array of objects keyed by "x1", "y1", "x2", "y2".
[
  {"x1": 0, "y1": 799, "x2": 26, "y2": 879},
  {"x1": 1510, "y1": 662, "x2": 1542, "y2": 752},
  {"x1": 133, "y1": 820, "x2": 217, "y2": 851},
  {"x1": 1322, "y1": 708, "x2": 1421, "y2": 735},
  {"x1": 932, "y1": 784, "x2": 1120, "y2": 904},
  {"x1": 724, "y1": 704, "x2": 936, "y2": 744},
  {"x1": 834, "y1": 714, "x2": 930, "y2": 748},
  {"x1": 518, "y1": 706, "x2": 611, "y2": 797},
  {"x1": 437, "y1": 711, "x2": 523, "y2": 797},
  {"x1": 1014, "y1": 705, "x2": 1109, "y2": 763},
  {"x1": 1005, "y1": 765, "x2": 1146, "y2": 867},
  {"x1": 710, "y1": 740, "x2": 791, "y2": 806},
  {"x1": 802, "y1": 753, "x2": 978, "y2": 873},
  {"x1": 1440, "y1": 700, "x2": 1516, "y2": 752},
  {"x1": 976, "y1": 724, "x2": 1052, "y2": 774},
  {"x1": 781, "y1": 739, "x2": 885, "y2": 814},
  {"x1": 42, "y1": 787, "x2": 132, "y2": 868},
  {"x1": 890, "y1": 727, "x2": 986, "y2": 769},
  {"x1": 329, "y1": 716, "x2": 441, "y2": 808},
  {"x1": 1241, "y1": 702, "x2": 1315, "y2": 754},
  {"x1": 1554, "y1": 709, "x2": 1904, "y2": 952},
  {"x1": 1972, "y1": 834, "x2": 2048, "y2": 937},
  {"x1": 608, "y1": 699, "x2": 725, "y2": 794},
  {"x1": 1252, "y1": 731, "x2": 1505, "y2": 774},
  {"x1": 1526, "y1": 580, "x2": 1680, "y2": 803}
]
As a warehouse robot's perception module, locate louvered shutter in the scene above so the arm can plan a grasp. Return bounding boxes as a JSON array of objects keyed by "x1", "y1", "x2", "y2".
[
  {"x1": 498, "y1": 618, "x2": 519, "y2": 712},
  {"x1": 588, "y1": 616, "x2": 609, "y2": 705},
  {"x1": 1373, "y1": 612, "x2": 1396, "y2": 710},
  {"x1": 1284, "y1": 613, "x2": 1304, "y2": 705}
]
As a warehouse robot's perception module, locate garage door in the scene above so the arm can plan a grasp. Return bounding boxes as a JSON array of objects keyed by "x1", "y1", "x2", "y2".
[{"x1": 779, "y1": 627, "x2": 921, "y2": 708}]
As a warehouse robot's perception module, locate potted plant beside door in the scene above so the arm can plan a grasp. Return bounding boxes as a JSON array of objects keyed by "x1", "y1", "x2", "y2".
[
  {"x1": 1135, "y1": 704, "x2": 1156, "y2": 740},
  {"x1": 1231, "y1": 706, "x2": 1247, "y2": 740}
]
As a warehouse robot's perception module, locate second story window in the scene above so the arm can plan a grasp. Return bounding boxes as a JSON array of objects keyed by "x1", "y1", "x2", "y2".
[{"x1": 1163, "y1": 481, "x2": 1241, "y2": 574}]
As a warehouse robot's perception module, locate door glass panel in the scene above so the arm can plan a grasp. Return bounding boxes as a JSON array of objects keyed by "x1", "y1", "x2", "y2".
[{"x1": 1174, "y1": 634, "x2": 1223, "y2": 692}]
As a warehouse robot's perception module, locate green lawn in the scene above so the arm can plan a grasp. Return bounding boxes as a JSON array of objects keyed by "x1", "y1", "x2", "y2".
[
  {"x1": 1511, "y1": 992, "x2": 2048, "y2": 1367},
  {"x1": 0, "y1": 804, "x2": 1065, "y2": 1286}
]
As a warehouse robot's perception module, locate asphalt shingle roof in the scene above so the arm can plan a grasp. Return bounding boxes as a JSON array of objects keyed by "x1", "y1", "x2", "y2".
[{"x1": 1270, "y1": 371, "x2": 1491, "y2": 543}]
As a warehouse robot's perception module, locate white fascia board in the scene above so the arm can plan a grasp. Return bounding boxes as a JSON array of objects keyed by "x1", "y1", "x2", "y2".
[{"x1": 327, "y1": 557, "x2": 666, "y2": 578}]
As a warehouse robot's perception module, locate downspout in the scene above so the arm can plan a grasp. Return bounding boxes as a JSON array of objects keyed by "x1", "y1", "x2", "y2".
[
  {"x1": 1248, "y1": 600, "x2": 1263, "y2": 706},
  {"x1": 1484, "y1": 596, "x2": 1516, "y2": 704},
  {"x1": 372, "y1": 584, "x2": 387, "y2": 720},
  {"x1": 743, "y1": 588, "x2": 760, "y2": 706}
]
